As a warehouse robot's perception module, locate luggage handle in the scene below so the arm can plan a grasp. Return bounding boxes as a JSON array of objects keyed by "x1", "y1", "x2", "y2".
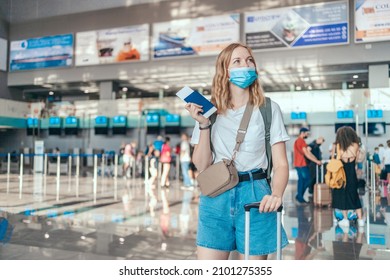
[
  {"x1": 316, "y1": 162, "x2": 324, "y2": 184},
  {"x1": 244, "y1": 203, "x2": 283, "y2": 212},
  {"x1": 244, "y1": 203, "x2": 283, "y2": 260}
]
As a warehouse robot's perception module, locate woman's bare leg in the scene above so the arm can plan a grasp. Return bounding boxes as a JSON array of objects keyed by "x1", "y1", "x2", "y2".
[
  {"x1": 238, "y1": 254, "x2": 268, "y2": 260},
  {"x1": 197, "y1": 246, "x2": 230, "y2": 260},
  {"x1": 161, "y1": 163, "x2": 170, "y2": 187}
]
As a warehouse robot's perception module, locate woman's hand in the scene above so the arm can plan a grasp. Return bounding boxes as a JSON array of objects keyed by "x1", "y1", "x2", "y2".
[
  {"x1": 185, "y1": 103, "x2": 209, "y2": 125},
  {"x1": 259, "y1": 194, "x2": 282, "y2": 213}
]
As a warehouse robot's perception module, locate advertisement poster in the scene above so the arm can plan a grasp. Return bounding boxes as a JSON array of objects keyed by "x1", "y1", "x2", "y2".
[
  {"x1": 75, "y1": 24, "x2": 149, "y2": 66},
  {"x1": 355, "y1": 0, "x2": 390, "y2": 43},
  {"x1": 153, "y1": 14, "x2": 239, "y2": 58},
  {"x1": 245, "y1": 1, "x2": 348, "y2": 50},
  {"x1": 0, "y1": 38, "x2": 7, "y2": 71},
  {"x1": 10, "y1": 34, "x2": 73, "y2": 71}
]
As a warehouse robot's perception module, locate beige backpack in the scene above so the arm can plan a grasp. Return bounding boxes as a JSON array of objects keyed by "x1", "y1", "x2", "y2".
[{"x1": 325, "y1": 144, "x2": 346, "y2": 189}]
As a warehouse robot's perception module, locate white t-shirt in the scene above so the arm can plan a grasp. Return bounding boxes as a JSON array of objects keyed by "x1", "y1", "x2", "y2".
[
  {"x1": 190, "y1": 100, "x2": 289, "y2": 172},
  {"x1": 180, "y1": 140, "x2": 191, "y2": 162},
  {"x1": 383, "y1": 148, "x2": 390, "y2": 165}
]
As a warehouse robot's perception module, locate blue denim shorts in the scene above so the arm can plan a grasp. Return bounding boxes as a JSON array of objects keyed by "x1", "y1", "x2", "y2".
[{"x1": 197, "y1": 170, "x2": 289, "y2": 256}]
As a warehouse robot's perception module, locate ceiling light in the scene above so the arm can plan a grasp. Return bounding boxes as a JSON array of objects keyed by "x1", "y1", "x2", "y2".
[
  {"x1": 296, "y1": 86, "x2": 302, "y2": 91},
  {"x1": 49, "y1": 91, "x2": 54, "y2": 95},
  {"x1": 84, "y1": 89, "x2": 89, "y2": 93},
  {"x1": 122, "y1": 87, "x2": 128, "y2": 92},
  {"x1": 302, "y1": 77, "x2": 310, "y2": 82},
  {"x1": 353, "y1": 75, "x2": 359, "y2": 79}
]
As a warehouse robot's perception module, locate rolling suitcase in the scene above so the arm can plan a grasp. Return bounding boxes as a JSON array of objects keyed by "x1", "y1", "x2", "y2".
[
  {"x1": 314, "y1": 164, "x2": 332, "y2": 207},
  {"x1": 244, "y1": 203, "x2": 283, "y2": 260}
]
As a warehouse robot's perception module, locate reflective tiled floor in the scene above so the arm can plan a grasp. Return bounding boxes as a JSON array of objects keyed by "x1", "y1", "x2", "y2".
[{"x1": 0, "y1": 173, "x2": 389, "y2": 260}]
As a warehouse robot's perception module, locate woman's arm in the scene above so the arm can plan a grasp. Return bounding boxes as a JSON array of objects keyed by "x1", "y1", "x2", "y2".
[
  {"x1": 259, "y1": 141, "x2": 289, "y2": 212},
  {"x1": 185, "y1": 103, "x2": 213, "y2": 172},
  {"x1": 192, "y1": 132, "x2": 213, "y2": 172}
]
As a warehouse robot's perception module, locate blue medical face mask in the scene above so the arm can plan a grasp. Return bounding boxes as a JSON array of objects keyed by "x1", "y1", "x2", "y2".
[{"x1": 229, "y1": 67, "x2": 258, "y2": 89}]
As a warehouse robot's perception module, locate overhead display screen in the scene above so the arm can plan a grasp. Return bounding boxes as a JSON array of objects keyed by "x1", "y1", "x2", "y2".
[
  {"x1": 245, "y1": 1, "x2": 349, "y2": 50},
  {"x1": 10, "y1": 34, "x2": 73, "y2": 71},
  {"x1": 337, "y1": 110, "x2": 354, "y2": 119},
  {"x1": 355, "y1": 0, "x2": 390, "y2": 43},
  {"x1": 152, "y1": 14, "x2": 239, "y2": 58},
  {"x1": 76, "y1": 24, "x2": 149, "y2": 65}
]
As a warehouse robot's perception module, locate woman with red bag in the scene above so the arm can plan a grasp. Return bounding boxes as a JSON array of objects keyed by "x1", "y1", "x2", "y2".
[{"x1": 160, "y1": 137, "x2": 172, "y2": 188}]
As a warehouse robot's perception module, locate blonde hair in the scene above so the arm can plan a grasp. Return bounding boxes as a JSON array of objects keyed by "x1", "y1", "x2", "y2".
[{"x1": 210, "y1": 43, "x2": 265, "y2": 114}]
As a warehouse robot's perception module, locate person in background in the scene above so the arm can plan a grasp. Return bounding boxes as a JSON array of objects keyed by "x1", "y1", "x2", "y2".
[
  {"x1": 118, "y1": 142, "x2": 125, "y2": 167},
  {"x1": 378, "y1": 143, "x2": 385, "y2": 169},
  {"x1": 306, "y1": 136, "x2": 325, "y2": 195},
  {"x1": 331, "y1": 126, "x2": 364, "y2": 228},
  {"x1": 160, "y1": 137, "x2": 172, "y2": 188},
  {"x1": 153, "y1": 135, "x2": 164, "y2": 152},
  {"x1": 383, "y1": 140, "x2": 390, "y2": 183},
  {"x1": 356, "y1": 137, "x2": 366, "y2": 179},
  {"x1": 144, "y1": 142, "x2": 154, "y2": 158},
  {"x1": 293, "y1": 128, "x2": 322, "y2": 204},
  {"x1": 122, "y1": 144, "x2": 132, "y2": 179},
  {"x1": 180, "y1": 133, "x2": 193, "y2": 190},
  {"x1": 147, "y1": 149, "x2": 160, "y2": 216},
  {"x1": 372, "y1": 147, "x2": 381, "y2": 184}
]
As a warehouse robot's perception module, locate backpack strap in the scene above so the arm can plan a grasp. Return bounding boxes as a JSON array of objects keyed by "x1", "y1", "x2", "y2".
[
  {"x1": 260, "y1": 97, "x2": 273, "y2": 184},
  {"x1": 209, "y1": 112, "x2": 217, "y2": 157}
]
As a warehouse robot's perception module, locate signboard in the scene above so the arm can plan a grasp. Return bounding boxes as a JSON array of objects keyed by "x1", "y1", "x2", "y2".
[
  {"x1": 337, "y1": 110, "x2": 354, "y2": 119},
  {"x1": 49, "y1": 117, "x2": 62, "y2": 128},
  {"x1": 363, "y1": 122, "x2": 386, "y2": 135},
  {"x1": 10, "y1": 34, "x2": 73, "y2": 71},
  {"x1": 27, "y1": 118, "x2": 39, "y2": 128},
  {"x1": 153, "y1": 14, "x2": 239, "y2": 58},
  {"x1": 165, "y1": 114, "x2": 180, "y2": 125},
  {"x1": 64, "y1": 116, "x2": 78, "y2": 128},
  {"x1": 355, "y1": 0, "x2": 390, "y2": 43},
  {"x1": 0, "y1": 38, "x2": 7, "y2": 71},
  {"x1": 245, "y1": 1, "x2": 348, "y2": 50},
  {"x1": 291, "y1": 112, "x2": 307, "y2": 120},
  {"x1": 112, "y1": 115, "x2": 127, "y2": 127},
  {"x1": 146, "y1": 113, "x2": 160, "y2": 126},
  {"x1": 95, "y1": 116, "x2": 108, "y2": 127},
  {"x1": 367, "y1": 109, "x2": 383, "y2": 118},
  {"x1": 76, "y1": 24, "x2": 149, "y2": 66}
]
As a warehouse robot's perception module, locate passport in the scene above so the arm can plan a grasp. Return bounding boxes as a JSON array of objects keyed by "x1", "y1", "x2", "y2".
[{"x1": 176, "y1": 86, "x2": 217, "y2": 118}]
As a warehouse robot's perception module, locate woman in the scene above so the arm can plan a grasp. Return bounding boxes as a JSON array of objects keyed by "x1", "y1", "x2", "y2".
[
  {"x1": 160, "y1": 137, "x2": 172, "y2": 188},
  {"x1": 185, "y1": 43, "x2": 290, "y2": 260},
  {"x1": 122, "y1": 143, "x2": 132, "y2": 178},
  {"x1": 331, "y1": 126, "x2": 364, "y2": 227}
]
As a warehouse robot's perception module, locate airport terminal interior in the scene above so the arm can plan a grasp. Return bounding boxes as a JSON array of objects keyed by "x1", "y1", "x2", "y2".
[{"x1": 0, "y1": 0, "x2": 390, "y2": 260}]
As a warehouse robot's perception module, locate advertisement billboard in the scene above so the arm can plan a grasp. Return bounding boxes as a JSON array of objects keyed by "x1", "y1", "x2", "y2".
[
  {"x1": 245, "y1": 1, "x2": 349, "y2": 50},
  {"x1": 10, "y1": 34, "x2": 73, "y2": 71},
  {"x1": 153, "y1": 14, "x2": 239, "y2": 58},
  {"x1": 76, "y1": 24, "x2": 149, "y2": 66},
  {"x1": 355, "y1": 0, "x2": 390, "y2": 43}
]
